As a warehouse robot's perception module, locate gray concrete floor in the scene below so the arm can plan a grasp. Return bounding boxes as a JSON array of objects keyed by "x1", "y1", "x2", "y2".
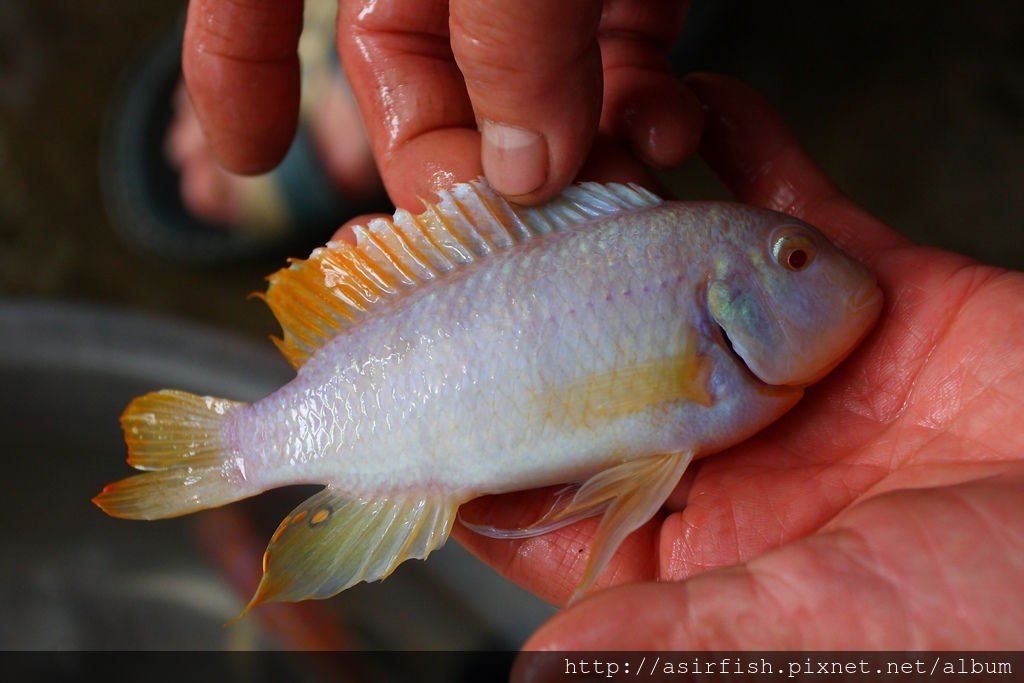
[{"x1": 1, "y1": 1, "x2": 1021, "y2": 340}]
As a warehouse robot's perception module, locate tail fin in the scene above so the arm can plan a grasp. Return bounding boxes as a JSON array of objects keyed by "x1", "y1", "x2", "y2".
[{"x1": 94, "y1": 390, "x2": 254, "y2": 520}]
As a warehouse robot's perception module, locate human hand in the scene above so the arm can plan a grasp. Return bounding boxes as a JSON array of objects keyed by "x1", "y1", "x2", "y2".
[
  {"x1": 452, "y1": 74, "x2": 1024, "y2": 654},
  {"x1": 181, "y1": 0, "x2": 701, "y2": 208}
]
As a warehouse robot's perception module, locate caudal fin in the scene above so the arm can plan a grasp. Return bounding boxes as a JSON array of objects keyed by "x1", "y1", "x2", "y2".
[{"x1": 94, "y1": 390, "x2": 254, "y2": 520}]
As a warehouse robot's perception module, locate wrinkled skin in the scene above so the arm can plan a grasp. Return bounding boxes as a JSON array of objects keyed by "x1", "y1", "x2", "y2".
[{"x1": 181, "y1": 0, "x2": 1023, "y2": 657}]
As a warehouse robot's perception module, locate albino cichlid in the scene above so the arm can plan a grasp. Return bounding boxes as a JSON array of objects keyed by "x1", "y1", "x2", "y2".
[{"x1": 94, "y1": 179, "x2": 882, "y2": 613}]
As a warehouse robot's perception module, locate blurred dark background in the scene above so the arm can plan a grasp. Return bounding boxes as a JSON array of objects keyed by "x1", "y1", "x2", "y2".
[{"x1": 1, "y1": 0, "x2": 1020, "y2": 337}]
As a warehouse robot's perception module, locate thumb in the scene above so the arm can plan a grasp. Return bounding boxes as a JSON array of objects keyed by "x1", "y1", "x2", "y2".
[{"x1": 450, "y1": 0, "x2": 603, "y2": 203}]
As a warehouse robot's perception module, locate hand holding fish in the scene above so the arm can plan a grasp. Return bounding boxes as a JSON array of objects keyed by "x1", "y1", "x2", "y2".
[
  {"x1": 180, "y1": 0, "x2": 700, "y2": 208},
  {"x1": 462, "y1": 76, "x2": 1022, "y2": 660},
  {"x1": 116, "y1": 0, "x2": 1022, "y2": 652}
]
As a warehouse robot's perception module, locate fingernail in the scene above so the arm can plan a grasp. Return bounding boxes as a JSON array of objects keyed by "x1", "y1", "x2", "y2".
[{"x1": 481, "y1": 121, "x2": 547, "y2": 197}]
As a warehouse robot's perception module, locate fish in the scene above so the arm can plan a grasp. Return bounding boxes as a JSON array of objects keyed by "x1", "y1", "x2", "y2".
[{"x1": 93, "y1": 179, "x2": 883, "y2": 612}]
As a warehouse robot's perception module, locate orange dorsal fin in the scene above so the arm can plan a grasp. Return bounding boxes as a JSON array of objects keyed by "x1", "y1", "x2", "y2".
[{"x1": 262, "y1": 179, "x2": 662, "y2": 368}]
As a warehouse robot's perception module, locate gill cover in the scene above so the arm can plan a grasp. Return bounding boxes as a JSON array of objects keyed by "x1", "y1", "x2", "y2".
[{"x1": 707, "y1": 222, "x2": 882, "y2": 387}]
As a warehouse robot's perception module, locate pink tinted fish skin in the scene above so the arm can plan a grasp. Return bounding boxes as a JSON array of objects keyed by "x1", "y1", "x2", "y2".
[{"x1": 232, "y1": 201, "x2": 876, "y2": 497}]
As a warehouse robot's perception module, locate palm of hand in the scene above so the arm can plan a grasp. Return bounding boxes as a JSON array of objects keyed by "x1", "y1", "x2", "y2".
[{"x1": 454, "y1": 76, "x2": 1024, "y2": 650}]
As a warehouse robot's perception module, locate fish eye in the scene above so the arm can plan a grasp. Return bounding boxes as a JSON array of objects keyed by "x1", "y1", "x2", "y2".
[{"x1": 771, "y1": 228, "x2": 816, "y2": 272}]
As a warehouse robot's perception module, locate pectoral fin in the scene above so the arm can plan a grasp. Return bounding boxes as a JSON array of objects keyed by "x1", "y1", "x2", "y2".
[
  {"x1": 570, "y1": 451, "x2": 692, "y2": 603},
  {"x1": 461, "y1": 452, "x2": 693, "y2": 605},
  {"x1": 459, "y1": 484, "x2": 608, "y2": 540},
  {"x1": 236, "y1": 488, "x2": 458, "y2": 619}
]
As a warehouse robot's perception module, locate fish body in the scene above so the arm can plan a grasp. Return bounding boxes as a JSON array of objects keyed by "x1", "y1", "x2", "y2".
[
  {"x1": 95, "y1": 180, "x2": 882, "y2": 610},
  {"x1": 247, "y1": 202, "x2": 797, "y2": 494}
]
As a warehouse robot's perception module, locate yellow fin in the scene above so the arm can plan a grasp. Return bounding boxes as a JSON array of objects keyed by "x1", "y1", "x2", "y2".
[
  {"x1": 237, "y1": 488, "x2": 459, "y2": 617},
  {"x1": 93, "y1": 390, "x2": 257, "y2": 520},
  {"x1": 262, "y1": 179, "x2": 662, "y2": 368},
  {"x1": 462, "y1": 452, "x2": 694, "y2": 604},
  {"x1": 570, "y1": 452, "x2": 693, "y2": 603},
  {"x1": 460, "y1": 483, "x2": 610, "y2": 540}
]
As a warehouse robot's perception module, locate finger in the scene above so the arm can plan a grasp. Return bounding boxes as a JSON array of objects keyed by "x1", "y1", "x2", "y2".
[
  {"x1": 517, "y1": 470, "x2": 1024, "y2": 657},
  {"x1": 331, "y1": 134, "x2": 665, "y2": 251},
  {"x1": 338, "y1": 0, "x2": 482, "y2": 209},
  {"x1": 574, "y1": 134, "x2": 665, "y2": 192},
  {"x1": 686, "y1": 73, "x2": 907, "y2": 260},
  {"x1": 598, "y1": 0, "x2": 702, "y2": 169},
  {"x1": 450, "y1": 0, "x2": 604, "y2": 203},
  {"x1": 165, "y1": 84, "x2": 205, "y2": 167},
  {"x1": 183, "y1": 0, "x2": 303, "y2": 174}
]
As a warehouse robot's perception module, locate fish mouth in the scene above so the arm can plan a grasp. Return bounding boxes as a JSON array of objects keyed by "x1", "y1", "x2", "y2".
[{"x1": 715, "y1": 322, "x2": 763, "y2": 385}]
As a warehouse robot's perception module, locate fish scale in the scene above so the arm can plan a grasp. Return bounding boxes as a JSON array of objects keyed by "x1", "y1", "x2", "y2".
[{"x1": 95, "y1": 178, "x2": 882, "y2": 612}]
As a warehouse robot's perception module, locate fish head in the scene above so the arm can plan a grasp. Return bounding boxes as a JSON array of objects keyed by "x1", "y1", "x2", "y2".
[{"x1": 706, "y1": 215, "x2": 882, "y2": 387}]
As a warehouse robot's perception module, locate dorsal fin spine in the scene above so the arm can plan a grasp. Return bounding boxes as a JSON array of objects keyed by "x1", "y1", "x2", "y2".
[
  {"x1": 339, "y1": 236, "x2": 395, "y2": 294},
  {"x1": 425, "y1": 202, "x2": 474, "y2": 263},
  {"x1": 622, "y1": 183, "x2": 659, "y2": 206},
  {"x1": 569, "y1": 184, "x2": 621, "y2": 213},
  {"x1": 395, "y1": 209, "x2": 452, "y2": 273},
  {"x1": 370, "y1": 216, "x2": 437, "y2": 284},
  {"x1": 262, "y1": 179, "x2": 664, "y2": 369},
  {"x1": 565, "y1": 196, "x2": 603, "y2": 218},
  {"x1": 361, "y1": 227, "x2": 418, "y2": 288},
  {"x1": 349, "y1": 228, "x2": 401, "y2": 294},
  {"x1": 520, "y1": 206, "x2": 552, "y2": 234},
  {"x1": 459, "y1": 184, "x2": 514, "y2": 248},
  {"x1": 466, "y1": 187, "x2": 512, "y2": 245},
  {"x1": 320, "y1": 246, "x2": 366, "y2": 297},
  {"x1": 412, "y1": 211, "x2": 454, "y2": 268},
  {"x1": 476, "y1": 185, "x2": 532, "y2": 241},
  {"x1": 310, "y1": 263, "x2": 361, "y2": 321},
  {"x1": 320, "y1": 249, "x2": 375, "y2": 308},
  {"x1": 552, "y1": 201, "x2": 585, "y2": 226},
  {"x1": 441, "y1": 191, "x2": 494, "y2": 256},
  {"x1": 383, "y1": 216, "x2": 438, "y2": 281}
]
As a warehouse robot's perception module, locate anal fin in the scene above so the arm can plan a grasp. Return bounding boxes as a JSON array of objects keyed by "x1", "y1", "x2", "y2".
[{"x1": 237, "y1": 488, "x2": 459, "y2": 618}]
